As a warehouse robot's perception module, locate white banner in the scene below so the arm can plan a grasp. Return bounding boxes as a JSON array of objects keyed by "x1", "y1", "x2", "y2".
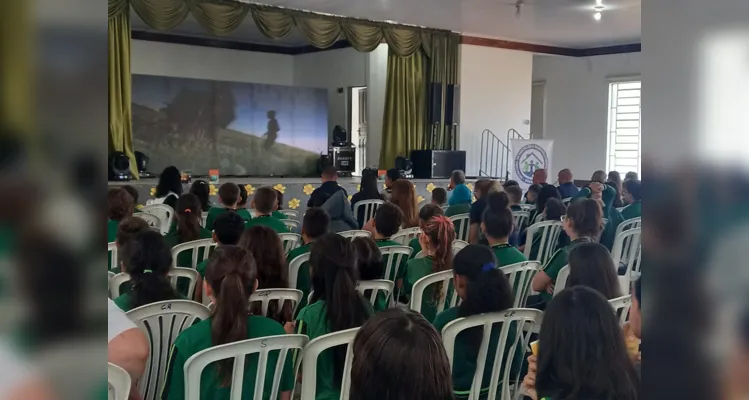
[{"x1": 509, "y1": 139, "x2": 554, "y2": 189}]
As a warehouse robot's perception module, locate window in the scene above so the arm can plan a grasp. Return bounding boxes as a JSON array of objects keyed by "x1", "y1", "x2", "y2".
[{"x1": 606, "y1": 80, "x2": 641, "y2": 177}]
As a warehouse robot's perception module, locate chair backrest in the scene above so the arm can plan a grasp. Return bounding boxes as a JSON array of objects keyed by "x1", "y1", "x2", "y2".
[
  {"x1": 337, "y1": 230, "x2": 372, "y2": 239},
  {"x1": 134, "y1": 212, "x2": 162, "y2": 231},
  {"x1": 300, "y1": 328, "x2": 359, "y2": 400},
  {"x1": 452, "y1": 240, "x2": 469, "y2": 256},
  {"x1": 280, "y1": 209, "x2": 299, "y2": 219},
  {"x1": 288, "y1": 252, "x2": 311, "y2": 291},
  {"x1": 500, "y1": 261, "x2": 543, "y2": 308},
  {"x1": 441, "y1": 309, "x2": 543, "y2": 400},
  {"x1": 390, "y1": 227, "x2": 421, "y2": 245},
  {"x1": 278, "y1": 233, "x2": 302, "y2": 255},
  {"x1": 519, "y1": 204, "x2": 534, "y2": 212},
  {"x1": 512, "y1": 211, "x2": 530, "y2": 231},
  {"x1": 108, "y1": 271, "x2": 116, "y2": 294},
  {"x1": 615, "y1": 217, "x2": 641, "y2": 237},
  {"x1": 609, "y1": 294, "x2": 633, "y2": 325},
  {"x1": 356, "y1": 279, "x2": 395, "y2": 307},
  {"x1": 353, "y1": 200, "x2": 384, "y2": 225},
  {"x1": 449, "y1": 213, "x2": 471, "y2": 242},
  {"x1": 184, "y1": 334, "x2": 309, "y2": 400},
  {"x1": 126, "y1": 300, "x2": 210, "y2": 400},
  {"x1": 171, "y1": 238, "x2": 216, "y2": 269},
  {"x1": 249, "y1": 289, "x2": 303, "y2": 317},
  {"x1": 379, "y1": 246, "x2": 413, "y2": 283},
  {"x1": 409, "y1": 270, "x2": 457, "y2": 315},
  {"x1": 612, "y1": 227, "x2": 642, "y2": 295},
  {"x1": 109, "y1": 267, "x2": 200, "y2": 299},
  {"x1": 282, "y1": 219, "x2": 300, "y2": 232},
  {"x1": 533, "y1": 213, "x2": 544, "y2": 224},
  {"x1": 108, "y1": 242, "x2": 118, "y2": 271},
  {"x1": 200, "y1": 214, "x2": 208, "y2": 228},
  {"x1": 108, "y1": 362, "x2": 131, "y2": 400},
  {"x1": 553, "y1": 265, "x2": 570, "y2": 296},
  {"x1": 141, "y1": 204, "x2": 174, "y2": 235},
  {"x1": 523, "y1": 220, "x2": 564, "y2": 265},
  {"x1": 561, "y1": 197, "x2": 572, "y2": 207}
]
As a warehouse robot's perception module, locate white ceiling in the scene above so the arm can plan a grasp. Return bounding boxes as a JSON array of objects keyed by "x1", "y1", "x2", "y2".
[{"x1": 131, "y1": 0, "x2": 640, "y2": 49}]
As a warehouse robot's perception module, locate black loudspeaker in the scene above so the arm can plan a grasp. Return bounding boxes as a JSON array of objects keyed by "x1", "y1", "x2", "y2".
[
  {"x1": 428, "y1": 83, "x2": 444, "y2": 124},
  {"x1": 444, "y1": 84, "x2": 455, "y2": 125},
  {"x1": 410, "y1": 150, "x2": 467, "y2": 179}
]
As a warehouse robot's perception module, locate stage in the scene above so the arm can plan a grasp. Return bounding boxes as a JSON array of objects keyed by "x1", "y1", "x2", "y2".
[{"x1": 109, "y1": 177, "x2": 476, "y2": 217}]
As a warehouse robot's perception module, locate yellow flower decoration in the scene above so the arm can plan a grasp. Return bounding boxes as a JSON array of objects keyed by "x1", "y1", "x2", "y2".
[
  {"x1": 426, "y1": 183, "x2": 436, "y2": 192},
  {"x1": 466, "y1": 182, "x2": 474, "y2": 191},
  {"x1": 209, "y1": 184, "x2": 218, "y2": 196},
  {"x1": 348, "y1": 195, "x2": 353, "y2": 201},
  {"x1": 417, "y1": 195, "x2": 425, "y2": 204},
  {"x1": 288, "y1": 198, "x2": 301, "y2": 209},
  {"x1": 273, "y1": 183, "x2": 286, "y2": 194},
  {"x1": 472, "y1": 196, "x2": 477, "y2": 203},
  {"x1": 149, "y1": 187, "x2": 156, "y2": 197},
  {"x1": 303, "y1": 184, "x2": 315, "y2": 196},
  {"x1": 244, "y1": 184, "x2": 255, "y2": 195},
  {"x1": 357, "y1": 184, "x2": 361, "y2": 191},
  {"x1": 383, "y1": 183, "x2": 388, "y2": 190}
]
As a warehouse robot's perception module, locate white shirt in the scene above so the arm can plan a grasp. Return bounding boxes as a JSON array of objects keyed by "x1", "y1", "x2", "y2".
[{"x1": 108, "y1": 299, "x2": 135, "y2": 342}]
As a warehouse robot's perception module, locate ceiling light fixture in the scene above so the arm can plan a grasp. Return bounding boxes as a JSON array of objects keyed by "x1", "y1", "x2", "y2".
[
  {"x1": 595, "y1": 0, "x2": 603, "y2": 5},
  {"x1": 593, "y1": 11, "x2": 602, "y2": 21}
]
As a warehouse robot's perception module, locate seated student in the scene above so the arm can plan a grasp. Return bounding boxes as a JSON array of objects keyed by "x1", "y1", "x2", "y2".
[
  {"x1": 468, "y1": 179, "x2": 501, "y2": 244},
  {"x1": 204, "y1": 183, "x2": 244, "y2": 230},
  {"x1": 531, "y1": 198, "x2": 603, "y2": 308},
  {"x1": 246, "y1": 187, "x2": 288, "y2": 233},
  {"x1": 521, "y1": 286, "x2": 639, "y2": 400},
  {"x1": 189, "y1": 179, "x2": 212, "y2": 212},
  {"x1": 556, "y1": 168, "x2": 580, "y2": 199},
  {"x1": 431, "y1": 187, "x2": 448, "y2": 208},
  {"x1": 122, "y1": 185, "x2": 142, "y2": 212},
  {"x1": 624, "y1": 171, "x2": 639, "y2": 182},
  {"x1": 566, "y1": 242, "x2": 622, "y2": 300},
  {"x1": 574, "y1": 170, "x2": 618, "y2": 215},
  {"x1": 620, "y1": 179, "x2": 642, "y2": 220},
  {"x1": 351, "y1": 170, "x2": 385, "y2": 227},
  {"x1": 114, "y1": 230, "x2": 182, "y2": 312},
  {"x1": 236, "y1": 184, "x2": 253, "y2": 221},
  {"x1": 163, "y1": 194, "x2": 213, "y2": 268},
  {"x1": 162, "y1": 246, "x2": 294, "y2": 400},
  {"x1": 390, "y1": 180, "x2": 420, "y2": 228},
  {"x1": 383, "y1": 168, "x2": 402, "y2": 198},
  {"x1": 111, "y1": 217, "x2": 150, "y2": 273},
  {"x1": 107, "y1": 188, "x2": 134, "y2": 242},
  {"x1": 607, "y1": 171, "x2": 625, "y2": 208},
  {"x1": 308, "y1": 165, "x2": 348, "y2": 208},
  {"x1": 409, "y1": 204, "x2": 444, "y2": 258},
  {"x1": 520, "y1": 197, "x2": 567, "y2": 256},
  {"x1": 195, "y1": 210, "x2": 245, "y2": 282},
  {"x1": 505, "y1": 185, "x2": 524, "y2": 212},
  {"x1": 529, "y1": 184, "x2": 561, "y2": 225},
  {"x1": 503, "y1": 180, "x2": 519, "y2": 189},
  {"x1": 240, "y1": 226, "x2": 292, "y2": 322},
  {"x1": 290, "y1": 234, "x2": 373, "y2": 400},
  {"x1": 433, "y1": 245, "x2": 524, "y2": 399},
  {"x1": 150, "y1": 166, "x2": 182, "y2": 209},
  {"x1": 446, "y1": 170, "x2": 472, "y2": 216},
  {"x1": 404, "y1": 215, "x2": 455, "y2": 322},
  {"x1": 271, "y1": 189, "x2": 288, "y2": 220},
  {"x1": 367, "y1": 203, "x2": 407, "y2": 283},
  {"x1": 482, "y1": 192, "x2": 527, "y2": 268},
  {"x1": 351, "y1": 236, "x2": 388, "y2": 312},
  {"x1": 287, "y1": 207, "x2": 330, "y2": 310},
  {"x1": 351, "y1": 308, "x2": 454, "y2": 400},
  {"x1": 524, "y1": 184, "x2": 542, "y2": 205}
]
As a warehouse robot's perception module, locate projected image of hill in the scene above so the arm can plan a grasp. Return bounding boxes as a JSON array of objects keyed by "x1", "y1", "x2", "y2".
[{"x1": 132, "y1": 74, "x2": 328, "y2": 176}]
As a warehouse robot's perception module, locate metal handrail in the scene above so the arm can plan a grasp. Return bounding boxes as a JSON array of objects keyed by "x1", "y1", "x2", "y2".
[{"x1": 478, "y1": 128, "x2": 528, "y2": 180}]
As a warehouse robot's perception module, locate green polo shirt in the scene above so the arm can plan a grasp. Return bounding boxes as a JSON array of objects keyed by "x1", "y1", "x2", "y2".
[
  {"x1": 404, "y1": 256, "x2": 452, "y2": 322},
  {"x1": 271, "y1": 211, "x2": 288, "y2": 220},
  {"x1": 245, "y1": 215, "x2": 288, "y2": 234},
  {"x1": 204, "y1": 207, "x2": 250, "y2": 231},
  {"x1": 540, "y1": 238, "x2": 593, "y2": 303},
  {"x1": 287, "y1": 243, "x2": 312, "y2": 312},
  {"x1": 491, "y1": 243, "x2": 527, "y2": 267},
  {"x1": 375, "y1": 239, "x2": 408, "y2": 281},
  {"x1": 408, "y1": 237, "x2": 422, "y2": 259},
  {"x1": 445, "y1": 203, "x2": 471, "y2": 217},
  {"x1": 620, "y1": 200, "x2": 641, "y2": 221},
  {"x1": 433, "y1": 307, "x2": 525, "y2": 399},
  {"x1": 107, "y1": 219, "x2": 120, "y2": 243},
  {"x1": 575, "y1": 185, "x2": 617, "y2": 215},
  {"x1": 295, "y1": 300, "x2": 373, "y2": 400},
  {"x1": 162, "y1": 315, "x2": 294, "y2": 400}
]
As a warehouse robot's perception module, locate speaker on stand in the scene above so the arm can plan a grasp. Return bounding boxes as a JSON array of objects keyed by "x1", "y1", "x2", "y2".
[{"x1": 428, "y1": 82, "x2": 444, "y2": 149}]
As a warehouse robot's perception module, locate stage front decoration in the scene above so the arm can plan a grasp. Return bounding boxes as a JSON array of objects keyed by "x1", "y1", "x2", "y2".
[
  {"x1": 273, "y1": 184, "x2": 288, "y2": 194},
  {"x1": 288, "y1": 198, "x2": 301, "y2": 209},
  {"x1": 426, "y1": 182, "x2": 436, "y2": 192},
  {"x1": 244, "y1": 184, "x2": 255, "y2": 195},
  {"x1": 303, "y1": 184, "x2": 315, "y2": 196}
]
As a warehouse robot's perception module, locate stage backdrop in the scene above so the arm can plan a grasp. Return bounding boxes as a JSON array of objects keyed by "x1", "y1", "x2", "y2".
[{"x1": 132, "y1": 74, "x2": 329, "y2": 176}]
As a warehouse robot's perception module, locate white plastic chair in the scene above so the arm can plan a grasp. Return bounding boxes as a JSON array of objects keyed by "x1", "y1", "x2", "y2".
[
  {"x1": 512, "y1": 211, "x2": 530, "y2": 231},
  {"x1": 108, "y1": 362, "x2": 131, "y2": 400},
  {"x1": 519, "y1": 204, "x2": 534, "y2": 212},
  {"x1": 109, "y1": 267, "x2": 200, "y2": 299},
  {"x1": 353, "y1": 199, "x2": 384, "y2": 225},
  {"x1": 108, "y1": 242, "x2": 118, "y2": 271},
  {"x1": 279, "y1": 233, "x2": 302, "y2": 255},
  {"x1": 379, "y1": 246, "x2": 413, "y2": 283},
  {"x1": 337, "y1": 230, "x2": 372, "y2": 239},
  {"x1": 452, "y1": 240, "x2": 469, "y2": 256},
  {"x1": 609, "y1": 294, "x2": 632, "y2": 326},
  {"x1": 612, "y1": 227, "x2": 642, "y2": 294},
  {"x1": 249, "y1": 289, "x2": 303, "y2": 318},
  {"x1": 288, "y1": 252, "x2": 310, "y2": 291},
  {"x1": 615, "y1": 216, "x2": 641, "y2": 238},
  {"x1": 184, "y1": 335, "x2": 308, "y2": 400},
  {"x1": 409, "y1": 270, "x2": 458, "y2": 315},
  {"x1": 562, "y1": 197, "x2": 572, "y2": 207},
  {"x1": 134, "y1": 212, "x2": 162, "y2": 231},
  {"x1": 300, "y1": 328, "x2": 359, "y2": 400},
  {"x1": 449, "y1": 213, "x2": 471, "y2": 242},
  {"x1": 200, "y1": 214, "x2": 208, "y2": 228},
  {"x1": 500, "y1": 261, "x2": 542, "y2": 308},
  {"x1": 126, "y1": 300, "x2": 210, "y2": 400},
  {"x1": 553, "y1": 264, "x2": 570, "y2": 296},
  {"x1": 441, "y1": 309, "x2": 543, "y2": 400},
  {"x1": 282, "y1": 219, "x2": 300, "y2": 232},
  {"x1": 523, "y1": 220, "x2": 564, "y2": 265},
  {"x1": 279, "y1": 210, "x2": 299, "y2": 219},
  {"x1": 108, "y1": 271, "x2": 116, "y2": 292},
  {"x1": 171, "y1": 238, "x2": 216, "y2": 269},
  {"x1": 141, "y1": 204, "x2": 174, "y2": 235},
  {"x1": 391, "y1": 227, "x2": 421, "y2": 245},
  {"x1": 356, "y1": 279, "x2": 395, "y2": 307}
]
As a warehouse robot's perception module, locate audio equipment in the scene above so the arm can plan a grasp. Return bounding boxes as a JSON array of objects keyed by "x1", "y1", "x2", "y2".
[{"x1": 410, "y1": 150, "x2": 466, "y2": 179}]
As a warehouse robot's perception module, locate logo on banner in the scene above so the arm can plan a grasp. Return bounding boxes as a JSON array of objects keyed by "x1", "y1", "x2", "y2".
[{"x1": 514, "y1": 144, "x2": 549, "y2": 185}]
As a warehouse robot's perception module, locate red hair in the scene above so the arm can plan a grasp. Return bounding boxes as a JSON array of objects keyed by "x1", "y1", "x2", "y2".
[{"x1": 422, "y1": 215, "x2": 456, "y2": 274}]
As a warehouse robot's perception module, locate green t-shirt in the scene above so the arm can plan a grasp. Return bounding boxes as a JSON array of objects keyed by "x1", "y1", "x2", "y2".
[
  {"x1": 620, "y1": 200, "x2": 641, "y2": 221},
  {"x1": 492, "y1": 243, "x2": 528, "y2": 294},
  {"x1": 445, "y1": 203, "x2": 471, "y2": 217},
  {"x1": 107, "y1": 219, "x2": 120, "y2": 243},
  {"x1": 287, "y1": 243, "x2": 312, "y2": 312},
  {"x1": 205, "y1": 207, "x2": 249, "y2": 231},
  {"x1": 404, "y1": 256, "x2": 452, "y2": 322},
  {"x1": 407, "y1": 237, "x2": 422, "y2": 259},
  {"x1": 271, "y1": 211, "x2": 288, "y2": 220},
  {"x1": 540, "y1": 238, "x2": 593, "y2": 303},
  {"x1": 433, "y1": 307, "x2": 525, "y2": 398},
  {"x1": 162, "y1": 315, "x2": 294, "y2": 400},
  {"x1": 375, "y1": 239, "x2": 407, "y2": 281},
  {"x1": 196, "y1": 258, "x2": 209, "y2": 278},
  {"x1": 575, "y1": 185, "x2": 617, "y2": 215},
  {"x1": 245, "y1": 215, "x2": 289, "y2": 234},
  {"x1": 113, "y1": 291, "x2": 185, "y2": 312},
  {"x1": 164, "y1": 227, "x2": 214, "y2": 268},
  {"x1": 295, "y1": 300, "x2": 373, "y2": 400}
]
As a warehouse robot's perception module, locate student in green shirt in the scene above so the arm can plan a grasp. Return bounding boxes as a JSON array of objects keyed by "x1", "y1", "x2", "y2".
[
  {"x1": 520, "y1": 198, "x2": 567, "y2": 259},
  {"x1": 505, "y1": 185, "x2": 524, "y2": 212},
  {"x1": 531, "y1": 198, "x2": 603, "y2": 306},
  {"x1": 431, "y1": 187, "x2": 448, "y2": 209},
  {"x1": 528, "y1": 185, "x2": 561, "y2": 227},
  {"x1": 122, "y1": 185, "x2": 142, "y2": 212},
  {"x1": 350, "y1": 308, "x2": 454, "y2": 400},
  {"x1": 481, "y1": 192, "x2": 527, "y2": 268},
  {"x1": 408, "y1": 204, "x2": 444, "y2": 258},
  {"x1": 433, "y1": 245, "x2": 524, "y2": 399},
  {"x1": 163, "y1": 194, "x2": 213, "y2": 269},
  {"x1": 110, "y1": 217, "x2": 150, "y2": 274},
  {"x1": 620, "y1": 179, "x2": 642, "y2": 221},
  {"x1": 114, "y1": 230, "x2": 182, "y2": 312},
  {"x1": 566, "y1": 242, "x2": 622, "y2": 300},
  {"x1": 286, "y1": 207, "x2": 330, "y2": 311},
  {"x1": 189, "y1": 179, "x2": 212, "y2": 212},
  {"x1": 351, "y1": 236, "x2": 388, "y2": 312},
  {"x1": 246, "y1": 187, "x2": 289, "y2": 233},
  {"x1": 574, "y1": 170, "x2": 617, "y2": 215},
  {"x1": 162, "y1": 246, "x2": 295, "y2": 400},
  {"x1": 195, "y1": 211, "x2": 245, "y2": 301},
  {"x1": 369, "y1": 203, "x2": 407, "y2": 281},
  {"x1": 404, "y1": 215, "x2": 456, "y2": 322},
  {"x1": 290, "y1": 234, "x2": 373, "y2": 400},
  {"x1": 107, "y1": 188, "x2": 135, "y2": 243},
  {"x1": 204, "y1": 183, "x2": 246, "y2": 231},
  {"x1": 271, "y1": 188, "x2": 288, "y2": 220}
]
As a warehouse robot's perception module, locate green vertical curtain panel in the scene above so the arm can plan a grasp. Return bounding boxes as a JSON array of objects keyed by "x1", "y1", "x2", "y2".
[
  {"x1": 379, "y1": 49, "x2": 427, "y2": 168},
  {"x1": 0, "y1": 0, "x2": 32, "y2": 138}
]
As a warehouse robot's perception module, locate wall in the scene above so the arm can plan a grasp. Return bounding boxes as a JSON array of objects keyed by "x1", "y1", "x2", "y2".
[
  {"x1": 458, "y1": 45, "x2": 533, "y2": 176},
  {"x1": 532, "y1": 52, "x2": 641, "y2": 177}
]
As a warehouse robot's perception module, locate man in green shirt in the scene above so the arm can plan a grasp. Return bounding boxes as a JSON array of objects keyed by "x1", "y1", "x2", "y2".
[
  {"x1": 204, "y1": 183, "x2": 247, "y2": 231},
  {"x1": 287, "y1": 208, "x2": 330, "y2": 311},
  {"x1": 245, "y1": 187, "x2": 288, "y2": 234},
  {"x1": 370, "y1": 203, "x2": 407, "y2": 281}
]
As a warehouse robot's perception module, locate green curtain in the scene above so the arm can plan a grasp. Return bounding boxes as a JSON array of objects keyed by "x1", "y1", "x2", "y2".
[
  {"x1": 379, "y1": 49, "x2": 426, "y2": 168},
  {"x1": 296, "y1": 16, "x2": 341, "y2": 48},
  {"x1": 189, "y1": 0, "x2": 250, "y2": 36},
  {"x1": 251, "y1": 7, "x2": 294, "y2": 39},
  {"x1": 0, "y1": 0, "x2": 31, "y2": 137},
  {"x1": 108, "y1": 5, "x2": 139, "y2": 178},
  {"x1": 130, "y1": 0, "x2": 190, "y2": 31}
]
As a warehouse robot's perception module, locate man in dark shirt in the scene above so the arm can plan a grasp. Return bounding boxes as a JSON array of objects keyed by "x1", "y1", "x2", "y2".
[
  {"x1": 308, "y1": 165, "x2": 348, "y2": 207},
  {"x1": 556, "y1": 168, "x2": 579, "y2": 198}
]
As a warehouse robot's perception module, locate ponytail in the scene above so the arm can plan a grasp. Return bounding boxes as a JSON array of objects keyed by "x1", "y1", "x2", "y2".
[
  {"x1": 122, "y1": 230, "x2": 180, "y2": 310},
  {"x1": 421, "y1": 216, "x2": 456, "y2": 305},
  {"x1": 483, "y1": 192, "x2": 514, "y2": 239},
  {"x1": 204, "y1": 246, "x2": 257, "y2": 386},
  {"x1": 175, "y1": 193, "x2": 203, "y2": 243}
]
